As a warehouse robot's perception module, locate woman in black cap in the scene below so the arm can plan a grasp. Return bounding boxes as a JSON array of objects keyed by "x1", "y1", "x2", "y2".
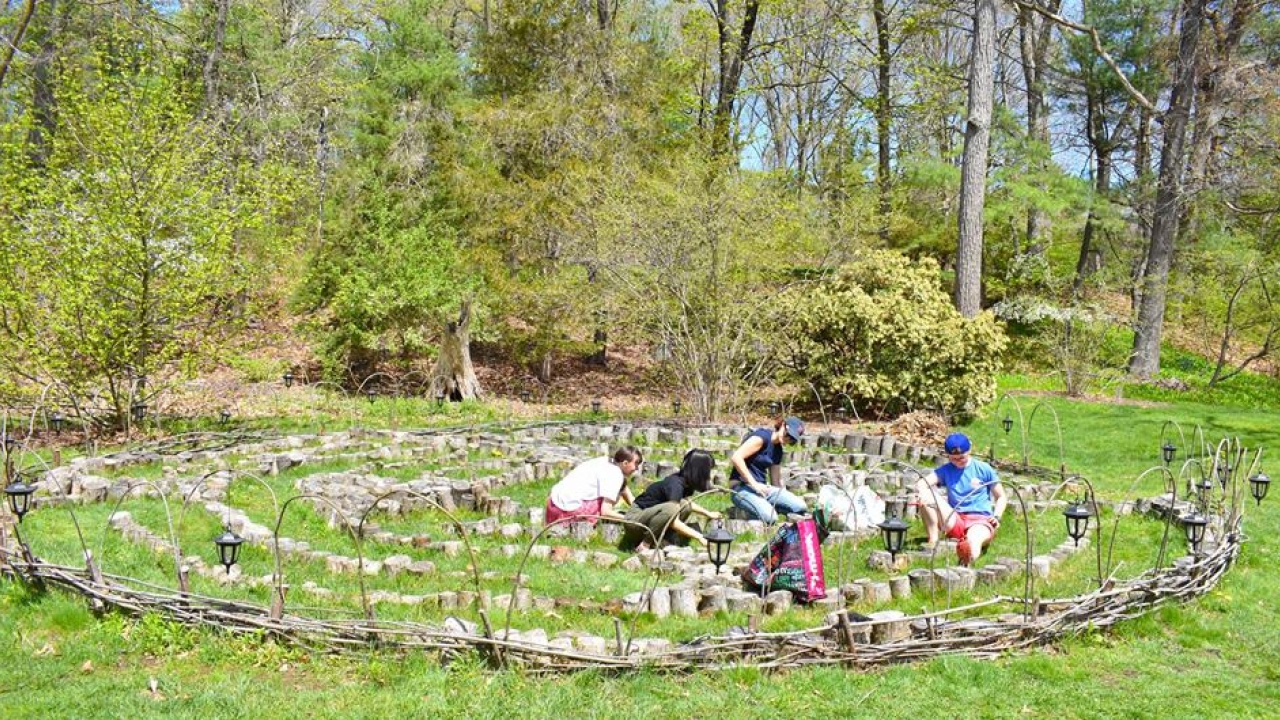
[{"x1": 728, "y1": 416, "x2": 808, "y2": 524}]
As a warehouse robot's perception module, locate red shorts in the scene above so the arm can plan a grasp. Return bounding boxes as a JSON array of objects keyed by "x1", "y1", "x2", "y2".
[
  {"x1": 545, "y1": 498, "x2": 603, "y2": 525},
  {"x1": 947, "y1": 513, "x2": 998, "y2": 541}
]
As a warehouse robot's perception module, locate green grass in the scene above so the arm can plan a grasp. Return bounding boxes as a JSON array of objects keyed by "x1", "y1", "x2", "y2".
[{"x1": 4, "y1": 390, "x2": 1280, "y2": 718}]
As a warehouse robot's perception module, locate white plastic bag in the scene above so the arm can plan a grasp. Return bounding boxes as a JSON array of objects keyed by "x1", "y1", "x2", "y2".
[{"x1": 818, "y1": 483, "x2": 885, "y2": 531}]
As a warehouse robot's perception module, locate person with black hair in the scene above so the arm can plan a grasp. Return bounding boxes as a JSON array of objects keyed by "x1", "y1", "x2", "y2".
[{"x1": 619, "y1": 449, "x2": 723, "y2": 551}]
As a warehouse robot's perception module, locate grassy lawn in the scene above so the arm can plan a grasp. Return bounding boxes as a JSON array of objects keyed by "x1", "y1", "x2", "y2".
[{"x1": 3, "y1": 387, "x2": 1279, "y2": 718}]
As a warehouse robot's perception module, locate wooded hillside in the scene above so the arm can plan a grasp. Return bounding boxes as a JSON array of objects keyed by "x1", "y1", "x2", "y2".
[{"x1": 2, "y1": 0, "x2": 1276, "y2": 425}]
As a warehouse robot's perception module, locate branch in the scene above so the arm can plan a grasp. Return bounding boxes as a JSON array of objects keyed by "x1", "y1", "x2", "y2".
[
  {"x1": 1009, "y1": 0, "x2": 1157, "y2": 113},
  {"x1": 0, "y1": 0, "x2": 38, "y2": 91}
]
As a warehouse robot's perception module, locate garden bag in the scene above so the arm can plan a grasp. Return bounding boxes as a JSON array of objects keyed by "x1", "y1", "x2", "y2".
[{"x1": 741, "y1": 515, "x2": 828, "y2": 602}]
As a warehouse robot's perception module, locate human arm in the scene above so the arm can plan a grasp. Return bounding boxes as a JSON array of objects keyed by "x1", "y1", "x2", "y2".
[
  {"x1": 598, "y1": 498, "x2": 628, "y2": 523},
  {"x1": 989, "y1": 480, "x2": 1008, "y2": 525},
  {"x1": 689, "y1": 501, "x2": 721, "y2": 520},
  {"x1": 619, "y1": 483, "x2": 635, "y2": 507},
  {"x1": 730, "y1": 436, "x2": 769, "y2": 496},
  {"x1": 670, "y1": 517, "x2": 707, "y2": 545}
]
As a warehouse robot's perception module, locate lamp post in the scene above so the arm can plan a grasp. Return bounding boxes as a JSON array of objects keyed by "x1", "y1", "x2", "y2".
[
  {"x1": 282, "y1": 371, "x2": 294, "y2": 388},
  {"x1": 672, "y1": 398, "x2": 682, "y2": 416},
  {"x1": 652, "y1": 341, "x2": 671, "y2": 364},
  {"x1": 130, "y1": 402, "x2": 147, "y2": 425},
  {"x1": 705, "y1": 521, "x2": 735, "y2": 575},
  {"x1": 51, "y1": 411, "x2": 65, "y2": 434},
  {"x1": 1063, "y1": 502, "x2": 1091, "y2": 546},
  {"x1": 520, "y1": 389, "x2": 531, "y2": 404},
  {"x1": 590, "y1": 399, "x2": 602, "y2": 415},
  {"x1": 4, "y1": 474, "x2": 35, "y2": 523},
  {"x1": 1161, "y1": 442, "x2": 1177, "y2": 466},
  {"x1": 1183, "y1": 513, "x2": 1208, "y2": 554},
  {"x1": 2, "y1": 434, "x2": 15, "y2": 485},
  {"x1": 213, "y1": 528, "x2": 245, "y2": 573},
  {"x1": 878, "y1": 514, "x2": 909, "y2": 565},
  {"x1": 366, "y1": 387, "x2": 377, "y2": 404},
  {"x1": 435, "y1": 390, "x2": 446, "y2": 408},
  {"x1": 1218, "y1": 463, "x2": 1232, "y2": 491},
  {"x1": 835, "y1": 407, "x2": 847, "y2": 424},
  {"x1": 1196, "y1": 476, "x2": 1214, "y2": 510},
  {"x1": 1002, "y1": 415, "x2": 1013, "y2": 434},
  {"x1": 219, "y1": 409, "x2": 232, "y2": 426},
  {"x1": 1249, "y1": 472, "x2": 1270, "y2": 506},
  {"x1": 769, "y1": 401, "x2": 781, "y2": 416}
]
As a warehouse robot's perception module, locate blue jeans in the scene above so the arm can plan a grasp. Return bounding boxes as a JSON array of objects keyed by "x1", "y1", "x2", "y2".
[{"x1": 732, "y1": 485, "x2": 807, "y2": 524}]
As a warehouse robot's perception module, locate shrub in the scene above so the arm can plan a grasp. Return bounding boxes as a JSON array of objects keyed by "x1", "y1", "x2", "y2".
[{"x1": 776, "y1": 250, "x2": 1007, "y2": 415}]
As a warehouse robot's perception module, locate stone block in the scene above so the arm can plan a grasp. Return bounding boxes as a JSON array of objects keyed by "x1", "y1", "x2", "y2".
[
  {"x1": 407, "y1": 560, "x2": 436, "y2": 576},
  {"x1": 727, "y1": 592, "x2": 764, "y2": 614},
  {"x1": 889, "y1": 576, "x2": 912, "y2": 599},
  {"x1": 382, "y1": 554, "x2": 412, "y2": 576},
  {"x1": 670, "y1": 588, "x2": 699, "y2": 617},
  {"x1": 648, "y1": 587, "x2": 671, "y2": 618},
  {"x1": 576, "y1": 636, "x2": 607, "y2": 655},
  {"x1": 698, "y1": 586, "x2": 727, "y2": 614},
  {"x1": 908, "y1": 569, "x2": 935, "y2": 594},
  {"x1": 859, "y1": 580, "x2": 891, "y2": 604},
  {"x1": 869, "y1": 610, "x2": 910, "y2": 643},
  {"x1": 764, "y1": 590, "x2": 792, "y2": 615}
]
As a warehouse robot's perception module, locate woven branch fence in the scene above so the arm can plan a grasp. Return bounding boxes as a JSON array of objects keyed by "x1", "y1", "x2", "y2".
[{"x1": 0, "y1": 515, "x2": 1240, "y2": 673}]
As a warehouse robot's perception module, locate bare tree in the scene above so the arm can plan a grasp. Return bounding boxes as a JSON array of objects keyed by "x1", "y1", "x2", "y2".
[
  {"x1": 1017, "y1": 0, "x2": 1061, "y2": 254},
  {"x1": 1129, "y1": 0, "x2": 1207, "y2": 378},
  {"x1": 954, "y1": 0, "x2": 996, "y2": 317}
]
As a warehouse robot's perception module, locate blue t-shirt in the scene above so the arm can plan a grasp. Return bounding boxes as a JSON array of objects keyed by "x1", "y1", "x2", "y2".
[
  {"x1": 933, "y1": 458, "x2": 999, "y2": 515},
  {"x1": 729, "y1": 428, "x2": 783, "y2": 487}
]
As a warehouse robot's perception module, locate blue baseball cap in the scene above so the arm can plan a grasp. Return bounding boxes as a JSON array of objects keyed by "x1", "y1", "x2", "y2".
[
  {"x1": 944, "y1": 433, "x2": 971, "y2": 454},
  {"x1": 784, "y1": 416, "x2": 805, "y2": 442}
]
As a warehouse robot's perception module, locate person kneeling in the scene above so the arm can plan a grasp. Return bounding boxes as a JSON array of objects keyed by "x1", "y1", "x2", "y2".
[
  {"x1": 619, "y1": 449, "x2": 722, "y2": 551},
  {"x1": 545, "y1": 446, "x2": 642, "y2": 526}
]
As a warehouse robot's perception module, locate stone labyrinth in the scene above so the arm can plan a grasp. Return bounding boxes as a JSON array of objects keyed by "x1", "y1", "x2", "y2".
[{"x1": 3, "y1": 420, "x2": 1240, "y2": 671}]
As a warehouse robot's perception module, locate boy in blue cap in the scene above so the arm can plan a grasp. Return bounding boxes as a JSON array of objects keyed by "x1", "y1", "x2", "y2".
[{"x1": 914, "y1": 432, "x2": 1006, "y2": 566}]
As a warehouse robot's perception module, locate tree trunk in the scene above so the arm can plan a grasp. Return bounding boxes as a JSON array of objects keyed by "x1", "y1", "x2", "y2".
[
  {"x1": 430, "y1": 301, "x2": 482, "y2": 401},
  {"x1": 954, "y1": 0, "x2": 996, "y2": 318},
  {"x1": 201, "y1": 0, "x2": 231, "y2": 114},
  {"x1": 711, "y1": 0, "x2": 760, "y2": 157},
  {"x1": 25, "y1": 0, "x2": 63, "y2": 166},
  {"x1": 874, "y1": 0, "x2": 892, "y2": 242},
  {"x1": 1018, "y1": 0, "x2": 1059, "y2": 255},
  {"x1": 1073, "y1": 82, "x2": 1114, "y2": 294},
  {"x1": 0, "y1": 0, "x2": 37, "y2": 93},
  {"x1": 1129, "y1": 0, "x2": 1206, "y2": 379},
  {"x1": 1129, "y1": 104, "x2": 1153, "y2": 315}
]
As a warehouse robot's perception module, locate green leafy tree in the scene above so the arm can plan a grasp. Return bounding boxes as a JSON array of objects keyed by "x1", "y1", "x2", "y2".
[
  {"x1": 776, "y1": 250, "x2": 1007, "y2": 415},
  {"x1": 0, "y1": 47, "x2": 268, "y2": 426},
  {"x1": 297, "y1": 0, "x2": 473, "y2": 382}
]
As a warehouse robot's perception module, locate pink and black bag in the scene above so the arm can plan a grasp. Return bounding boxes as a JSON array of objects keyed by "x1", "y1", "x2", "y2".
[{"x1": 741, "y1": 516, "x2": 828, "y2": 602}]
